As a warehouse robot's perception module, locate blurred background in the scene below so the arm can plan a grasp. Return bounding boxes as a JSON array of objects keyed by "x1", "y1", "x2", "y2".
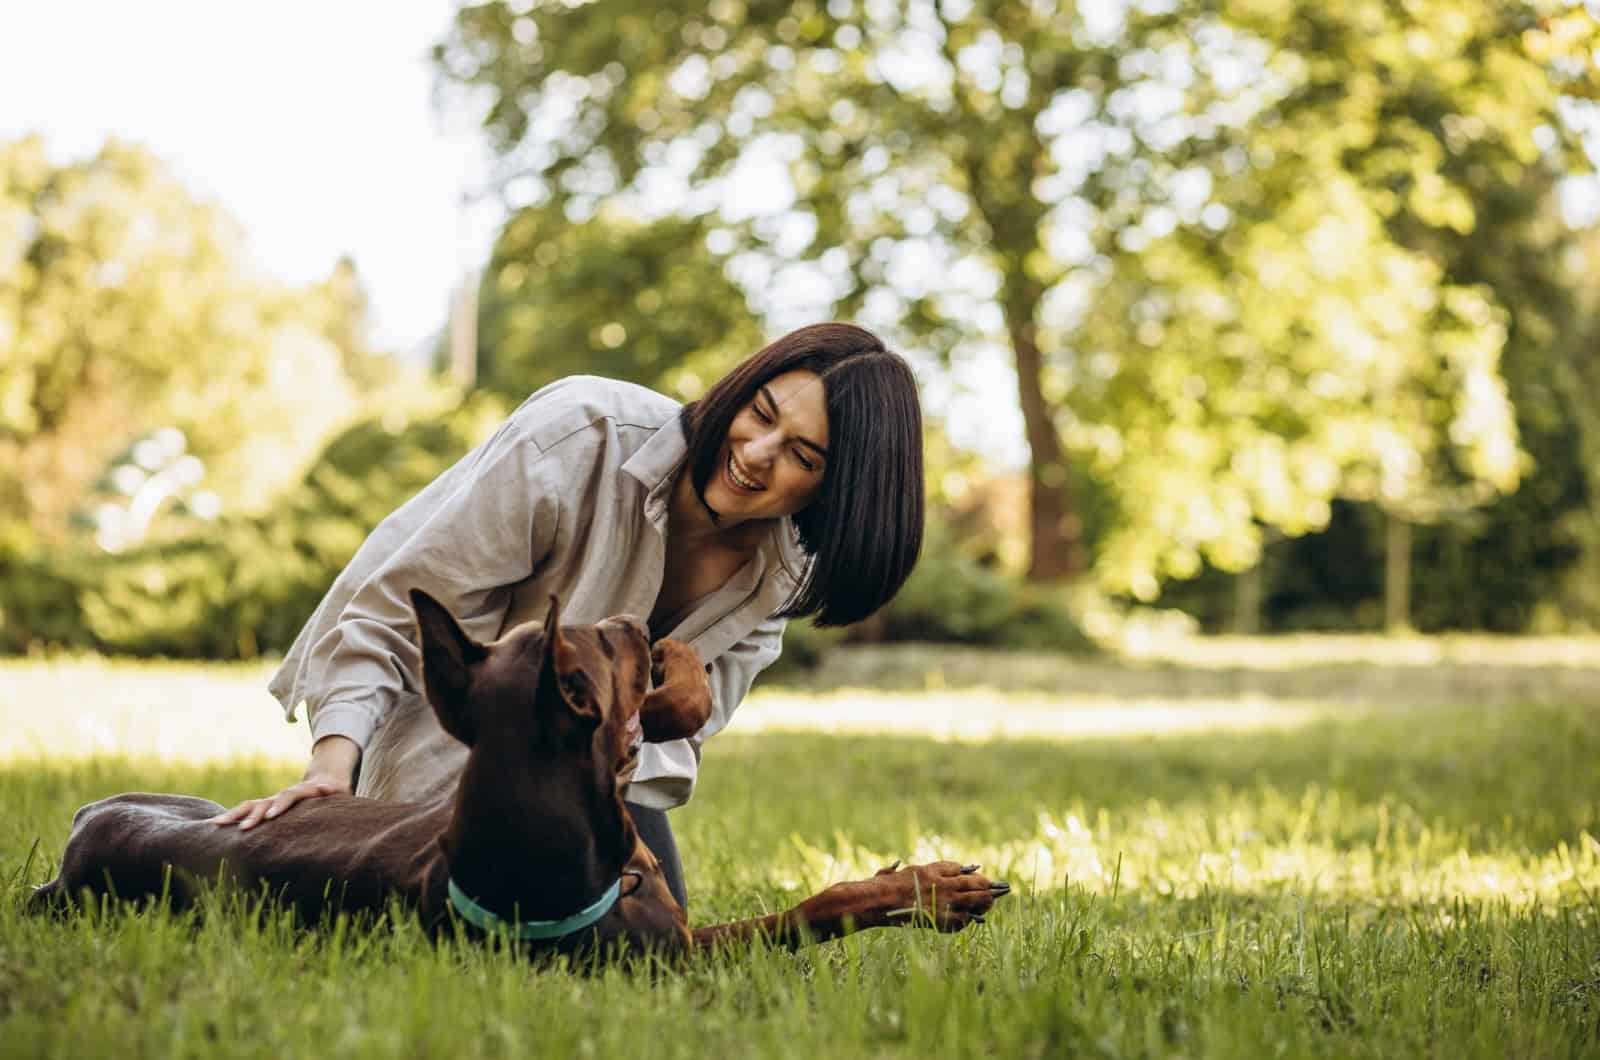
[{"x1": 2, "y1": 0, "x2": 1598, "y2": 668}]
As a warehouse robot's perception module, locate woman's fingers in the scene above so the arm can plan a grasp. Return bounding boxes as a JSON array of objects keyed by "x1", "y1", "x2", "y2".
[
  {"x1": 206, "y1": 800, "x2": 258, "y2": 825},
  {"x1": 239, "y1": 798, "x2": 275, "y2": 831},
  {"x1": 208, "y1": 780, "x2": 341, "y2": 830}
]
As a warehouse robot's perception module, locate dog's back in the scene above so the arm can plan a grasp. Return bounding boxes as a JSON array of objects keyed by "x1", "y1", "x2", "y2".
[{"x1": 29, "y1": 791, "x2": 450, "y2": 922}]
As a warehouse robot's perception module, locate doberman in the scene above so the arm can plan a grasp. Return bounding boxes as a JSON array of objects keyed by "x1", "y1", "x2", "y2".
[{"x1": 29, "y1": 592, "x2": 1008, "y2": 956}]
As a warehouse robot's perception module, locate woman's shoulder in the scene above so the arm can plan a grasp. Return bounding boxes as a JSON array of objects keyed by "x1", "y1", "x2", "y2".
[{"x1": 508, "y1": 375, "x2": 683, "y2": 453}]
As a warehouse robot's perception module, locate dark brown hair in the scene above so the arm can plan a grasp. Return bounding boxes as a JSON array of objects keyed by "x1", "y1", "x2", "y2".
[{"x1": 680, "y1": 323, "x2": 925, "y2": 627}]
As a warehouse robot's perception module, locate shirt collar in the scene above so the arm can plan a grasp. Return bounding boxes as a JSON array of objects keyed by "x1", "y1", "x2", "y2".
[{"x1": 620, "y1": 411, "x2": 688, "y2": 526}]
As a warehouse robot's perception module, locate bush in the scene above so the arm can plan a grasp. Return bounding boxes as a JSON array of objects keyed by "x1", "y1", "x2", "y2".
[
  {"x1": 768, "y1": 522, "x2": 1092, "y2": 676},
  {"x1": 0, "y1": 529, "x2": 94, "y2": 653},
  {"x1": 0, "y1": 395, "x2": 506, "y2": 659},
  {"x1": 874, "y1": 522, "x2": 1090, "y2": 651}
]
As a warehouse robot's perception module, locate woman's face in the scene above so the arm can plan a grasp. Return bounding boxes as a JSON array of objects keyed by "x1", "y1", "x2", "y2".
[{"x1": 704, "y1": 369, "x2": 830, "y2": 524}]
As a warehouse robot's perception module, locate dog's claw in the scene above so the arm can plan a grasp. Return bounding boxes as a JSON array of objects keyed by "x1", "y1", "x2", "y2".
[
  {"x1": 972, "y1": 913, "x2": 986, "y2": 924},
  {"x1": 960, "y1": 863, "x2": 980, "y2": 874},
  {"x1": 989, "y1": 882, "x2": 1011, "y2": 895}
]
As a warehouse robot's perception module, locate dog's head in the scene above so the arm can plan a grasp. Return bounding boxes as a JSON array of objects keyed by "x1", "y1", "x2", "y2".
[
  {"x1": 408, "y1": 589, "x2": 710, "y2": 792},
  {"x1": 411, "y1": 589, "x2": 636, "y2": 769}
]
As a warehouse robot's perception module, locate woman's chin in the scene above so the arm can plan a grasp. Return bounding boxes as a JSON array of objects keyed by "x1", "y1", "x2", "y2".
[{"x1": 703, "y1": 486, "x2": 766, "y2": 525}]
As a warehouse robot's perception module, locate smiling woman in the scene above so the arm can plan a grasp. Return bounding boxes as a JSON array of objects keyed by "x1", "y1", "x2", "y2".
[
  {"x1": 210, "y1": 322, "x2": 928, "y2": 910},
  {"x1": 679, "y1": 324, "x2": 925, "y2": 627}
]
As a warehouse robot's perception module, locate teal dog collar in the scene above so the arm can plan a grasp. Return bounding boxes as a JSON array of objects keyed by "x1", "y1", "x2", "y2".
[{"x1": 447, "y1": 877, "x2": 622, "y2": 941}]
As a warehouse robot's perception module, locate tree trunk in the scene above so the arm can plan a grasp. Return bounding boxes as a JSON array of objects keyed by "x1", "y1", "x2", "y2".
[
  {"x1": 1384, "y1": 512, "x2": 1412, "y2": 633},
  {"x1": 1010, "y1": 318, "x2": 1084, "y2": 581},
  {"x1": 1234, "y1": 562, "x2": 1263, "y2": 635}
]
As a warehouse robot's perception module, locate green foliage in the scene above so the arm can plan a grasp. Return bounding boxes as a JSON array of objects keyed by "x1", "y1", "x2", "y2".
[
  {"x1": 871, "y1": 522, "x2": 1090, "y2": 651},
  {"x1": 0, "y1": 395, "x2": 507, "y2": 658},
  {"x1": 477, "y1": 207, "x2": 765, "y2": 400},
  {"x1": 436, "y1": 0, "x2": 1599, "y2": 599},
  {"x1": 0, "y1": 529, "x2": 93, "y2": 654},
  {"x1": 1156, "y1": 487, "x2": 1594, "y2": 634},
  {"x1": 773, "y1": 520, "x2": 1091, "y2": 676},
  {"x1": 0, "y1": 136, "x2": 378, "y2": 546},
  {"x1": 1065, "y1": 3, "x2": 1596, "y2": 598}
]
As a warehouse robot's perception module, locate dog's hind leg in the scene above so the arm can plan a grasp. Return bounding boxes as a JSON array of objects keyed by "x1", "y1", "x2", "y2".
[{"x1": 38, "y1": 794, "x2": 228, "y2": 912}]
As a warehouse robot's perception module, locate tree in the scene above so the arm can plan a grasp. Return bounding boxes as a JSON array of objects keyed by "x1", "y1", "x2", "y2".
[
  {"x1": 435, "y1": 0, "x2": 1596, "y2": 589},
  {"x1": 475, "y1": 204, "x2": 765, "y2": 399},
  {"x1": 0, "y1": 136, "x2": 374, "y2": 546}
]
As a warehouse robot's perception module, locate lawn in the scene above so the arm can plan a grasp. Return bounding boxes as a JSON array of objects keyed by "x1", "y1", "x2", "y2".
[{"x1": 2, "y1": 643, "x2": 1598, "y2": 1058}]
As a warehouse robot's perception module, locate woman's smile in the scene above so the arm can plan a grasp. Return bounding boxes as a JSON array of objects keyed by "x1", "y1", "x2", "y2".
[{"x1": 725, "y1": 451, "x2": 765, "y2": 493}]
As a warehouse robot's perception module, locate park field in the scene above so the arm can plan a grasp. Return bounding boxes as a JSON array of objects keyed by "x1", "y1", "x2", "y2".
[{"x1": 2, "y1": 640, "x2": 1599, "y2": 1058}]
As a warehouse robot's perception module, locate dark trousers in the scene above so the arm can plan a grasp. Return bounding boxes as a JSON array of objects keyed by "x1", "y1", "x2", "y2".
[{"x1": 625, "y1": 802, "x2": 687, "y2": 910}]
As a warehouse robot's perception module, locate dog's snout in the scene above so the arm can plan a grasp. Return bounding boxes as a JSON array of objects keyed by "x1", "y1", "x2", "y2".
[
  {"x1": 600, "y1": 615, "x2": 653, "y2": 672},
  {"x1": 606, "y1": 615, "x2": 650, "y2": 645}
]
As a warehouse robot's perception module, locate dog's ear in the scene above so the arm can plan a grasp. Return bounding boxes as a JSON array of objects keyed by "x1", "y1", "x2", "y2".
[
  {"x1": 411, "y1": 589, "x2": 487, "y2": 745},
  {"x1": 538, "y1": 594, "x2": 601, "y2": 723}
]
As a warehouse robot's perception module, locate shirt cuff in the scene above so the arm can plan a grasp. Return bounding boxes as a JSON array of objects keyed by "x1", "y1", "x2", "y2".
[
  {"x1": 626, "y1": 739, "x2": 698, "y2": 810},
  {"x1": 307, "y1": 701, "x2": 379, "y2": 751}
]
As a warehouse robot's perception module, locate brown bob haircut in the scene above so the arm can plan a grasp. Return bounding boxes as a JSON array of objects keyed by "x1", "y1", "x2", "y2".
[{"x1": 679, "y1": 322, "x2": 925, "y2": 628}]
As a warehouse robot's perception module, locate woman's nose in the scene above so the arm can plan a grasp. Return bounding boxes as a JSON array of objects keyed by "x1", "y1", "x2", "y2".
[{"x1": 744, "y1": 431, "x2": 780, "y2": 466}]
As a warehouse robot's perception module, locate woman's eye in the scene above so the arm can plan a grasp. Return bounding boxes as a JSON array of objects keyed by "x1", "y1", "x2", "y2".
[
  {"x1": 794, "y1": 451, "x2": 816, "y2": 472},
  {"x1": 752, "y1": 405, "x2": 773, "y2": 424}
]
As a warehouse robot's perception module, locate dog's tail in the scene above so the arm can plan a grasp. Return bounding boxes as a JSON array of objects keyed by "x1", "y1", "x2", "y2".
[
  {"x1": 23, "y1": 878, "x2": 64, "y2": 916},
  {"x1": 13, "y1": 838, "x2": 59, "y2": 916},
  {"x1": 18, "y1": 837, "x2": 67, "y2": 916}
]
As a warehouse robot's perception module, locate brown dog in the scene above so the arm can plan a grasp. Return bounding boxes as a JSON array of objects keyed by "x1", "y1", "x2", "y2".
[{"x1": 29, "y1": 592, "x2": 1008, "y2": 955}]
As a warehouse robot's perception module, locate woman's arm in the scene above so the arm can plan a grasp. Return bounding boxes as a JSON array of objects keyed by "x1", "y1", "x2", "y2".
[{"x1": 219, "y1": 404, "x2": 595, "y2": 826}]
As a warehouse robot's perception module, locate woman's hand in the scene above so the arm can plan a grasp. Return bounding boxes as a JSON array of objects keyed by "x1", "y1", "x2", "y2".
[{"x1": 208, "y1": 734, "x2": 360, "y2": 830}]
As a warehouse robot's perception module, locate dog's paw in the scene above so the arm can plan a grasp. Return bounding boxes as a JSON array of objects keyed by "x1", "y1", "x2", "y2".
[{"x1": 877, "y1": 861, "x2": 1010, "y2": 931}]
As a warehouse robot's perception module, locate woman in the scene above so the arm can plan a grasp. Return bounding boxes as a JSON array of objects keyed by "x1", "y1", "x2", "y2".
[{"x1": 212, "y1": 322, "x2": 925, "y2": 908}]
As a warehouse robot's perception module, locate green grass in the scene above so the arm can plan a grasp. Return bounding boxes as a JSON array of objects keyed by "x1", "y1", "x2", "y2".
[{"x1": 3, "y1": 662, "x2": 1599, "y2": 1057}]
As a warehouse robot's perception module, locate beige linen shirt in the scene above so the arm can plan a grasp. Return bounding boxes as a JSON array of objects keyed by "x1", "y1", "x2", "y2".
[{"x1": 268, "y1": 375, "x2": 800, "y2": 810}]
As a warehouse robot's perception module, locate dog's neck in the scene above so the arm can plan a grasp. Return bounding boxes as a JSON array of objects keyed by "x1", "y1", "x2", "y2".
[{"x1": 439, "y1": 750, "x2": 631, "y2": 923}]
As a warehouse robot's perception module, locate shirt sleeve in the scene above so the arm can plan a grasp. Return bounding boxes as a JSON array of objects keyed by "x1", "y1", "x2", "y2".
[
  {"x1": 300, "y1": 422, "x2": 579, "y2": 750},
  {"x1": 624, "y1": 616, "x2": 786, "y2": 811}
]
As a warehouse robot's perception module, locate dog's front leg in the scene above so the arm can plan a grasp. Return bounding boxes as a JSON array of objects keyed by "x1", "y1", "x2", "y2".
[{"x1": 691, "y1": 861, "x2": 1009, "y2": 951}]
